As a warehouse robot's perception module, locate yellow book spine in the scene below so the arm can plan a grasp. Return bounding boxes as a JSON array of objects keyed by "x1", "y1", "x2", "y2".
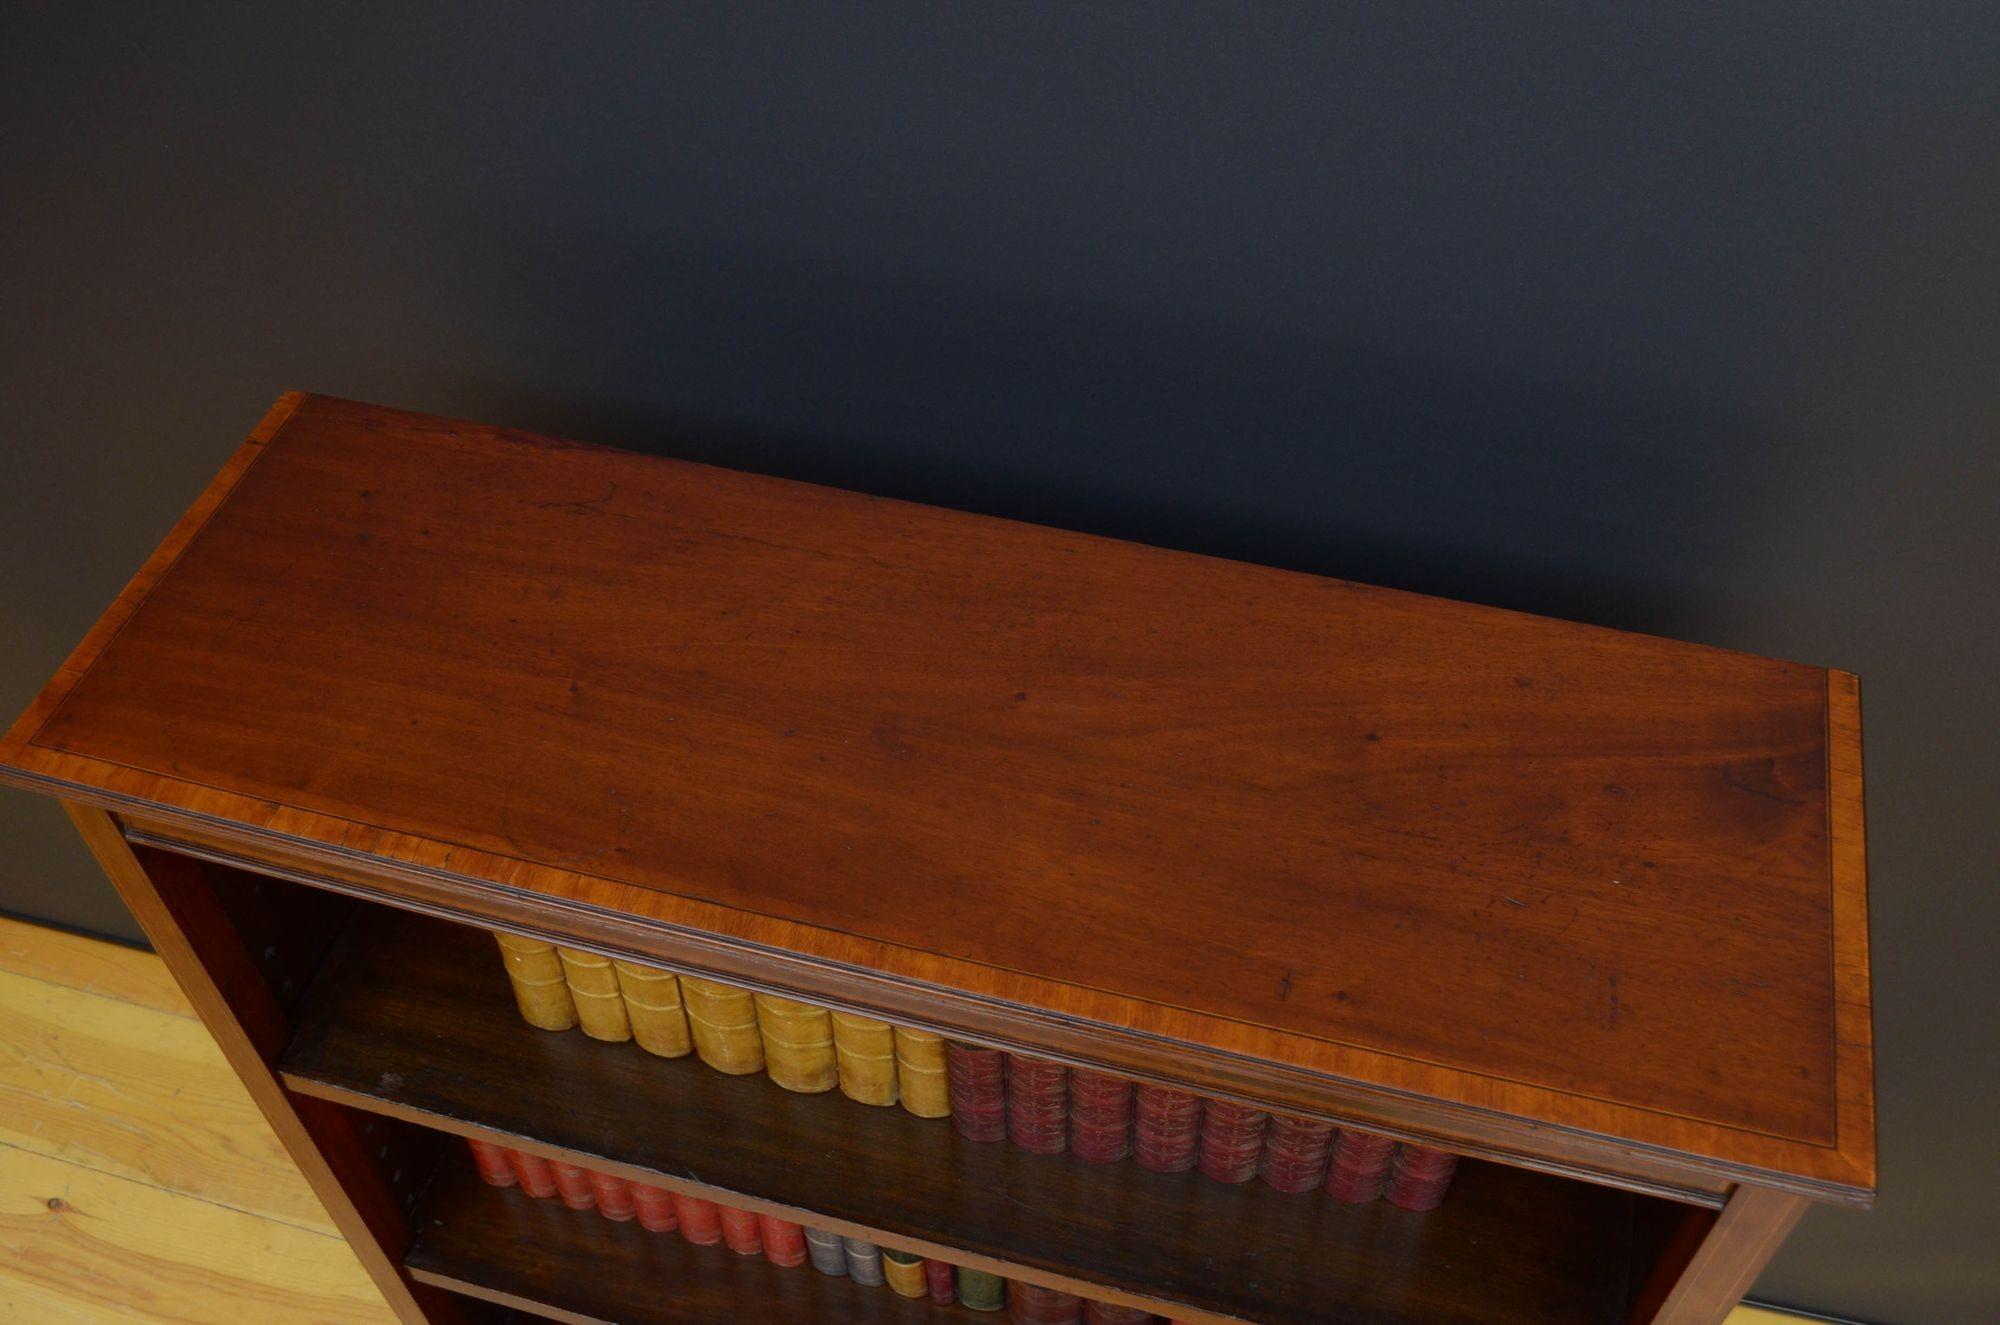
[
  {"x1": 613, "y1": 959, "x2": 693, "y2": 1058},
  {"x1": 755, "y1": 994, "x2": 839, "y2": 1093},
  {"x1": 681, "y1": 976, "x2": 765, "y2": 1074},
  {"x1": 492, "y1": 932, "x2": 578, "y2": 1031},
  {"x1": 882, "y1": 1249, "x2": 927, "y2": 1298},
  {"x1": 893, "y1": 1026, "x2": 950, "y2": 1117},
  {"x1": 556, "y1": 947, "x2": 632, "y2": 1042},
  {"x1": 832, "y1": 1011, "x2": 899, "y2": 1106}
]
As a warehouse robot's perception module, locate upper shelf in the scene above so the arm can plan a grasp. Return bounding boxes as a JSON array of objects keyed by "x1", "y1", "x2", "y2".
[{"x1": 0, "y1": 392, "x2": 1872, "y2": 1203}]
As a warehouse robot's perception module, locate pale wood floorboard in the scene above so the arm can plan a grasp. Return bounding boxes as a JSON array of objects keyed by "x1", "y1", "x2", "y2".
[
  {"x1": 0, "y1": 912, "x2": 1812, "y2": 1324},
  {"x1": 0, "y1": 963, "x2": 338, "y2": 1233},
  {"x1": 0, "y1": 915, "x2": 396, "y2": 1324}
]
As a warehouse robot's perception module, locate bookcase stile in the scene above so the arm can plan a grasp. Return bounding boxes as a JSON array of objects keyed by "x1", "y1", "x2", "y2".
[
  {"x1": 3, "y1": 394, "x2": 1873, "y2": 1325},
  {"x1": 61, "y1": 802, "x2": 466, "y2": 1325}
]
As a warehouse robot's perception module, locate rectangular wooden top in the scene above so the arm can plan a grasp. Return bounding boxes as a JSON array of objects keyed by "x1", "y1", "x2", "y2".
[{"x1": 0, "y1": 394, "x2": 1872, "y2": 1203}]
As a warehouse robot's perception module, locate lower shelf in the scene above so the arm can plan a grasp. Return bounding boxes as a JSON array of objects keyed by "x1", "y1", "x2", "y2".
[
  {"x1": 410, "y1": 1149, "x2": 979, "y2": 1324},
  {"x1": 412, "y1": 1152, "x2": 976, "y2": 1325},
  {"x1": 289, "y1": 908, "x2": 1653, "y2": 1325}
]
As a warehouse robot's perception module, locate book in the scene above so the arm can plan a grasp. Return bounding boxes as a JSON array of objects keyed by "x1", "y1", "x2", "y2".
[
  {"x1": 465, "y1": 1137, "x2": 517, "y2": 1187},
  {"x1": 554, "y1": 947, "x2": 632, "y2": 1043},
  {"x1": 1133, "y1": 1083, "x2": 1201, "y2": 1172},
  {"x1": 718, "y1": 1203, "x2": 765, "y2": 1255},
  {"x1": 893, "y1": 1026, "x2": 951, "y2": 1118},
  {"x1": 680, "y1": 976, "x2": 766, "y2": 1074},
  {"x1": 548, "y1": 1159, "x2": 596, "y2": 1210},
  {"x1": 759, "y1": 1214, "x2": 809, "y2": 1267},
  {"x1": 506, "y1": 1149, "x2": 559, "y2": 1199},
  {"x1": 1196, "y1": 1099, "x2": 1268, "y2": 1184},
  {"x1": 491, "y1": 932, "x2": 578, "y2": 1031},
  {"x1": 1259, "y1": 1114, "x2": 1335, "y2": 1194},
  {"x1": 956, "y1": 1266, "x2": 1007, "y2": 1312},
  {"x1": 1004, "y1": 1053, "x2": 1069, "y2": 1154},
  {"x1": 1068, "y1": 1069, "x2": 1133, "y2": 1164},
  {"x1": 1324, "y1": 1128, "x2": 1396, "y2": 1203},
  {"x1": 586, "y1": 1169, "x2": 636, "y2": 1221},
  {"x1": 841, "y1": 1236, "x2": 886, "y2": 1286},
  {"x1": 804, "y1": 1227, "x2": 848, "y2": 1276},
  {"x1": 754, "y1": 993, "x2": 839, "y2": 1093},
  {"x1": 1006, "y1": 1280, "x2": 1084, "y2": 1322},
  {"x1": 1384, "y1": 1143, "x2": 1460, "y2": 1211},
  {"x1": 612, "y1": 959, "x2": 693, "y2": 1058},
  {"x1": 831, "y1": 1011, "x2": 899, "y2": 1105},
  {"x1": 629, "y1": 1181, "x2": 678, "y2": 1232},
  {"x1": 669, "y1": 1191, "x2": 724, "y2": 1244},
  {"x1": 946, "y1": 1042, "x2": 1008, "y2": 1143},
  {"x1": 923, "y1": 1259, "x2": 959, "y2": 1304},
  {"x1": 883, "y1": 1249, "x2": 927, "y2": 1298}
]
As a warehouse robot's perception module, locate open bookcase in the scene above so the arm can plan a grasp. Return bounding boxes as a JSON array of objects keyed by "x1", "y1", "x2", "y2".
[{"x1": 0, "y1": 394, "x2": 1873, "y2": 1324}]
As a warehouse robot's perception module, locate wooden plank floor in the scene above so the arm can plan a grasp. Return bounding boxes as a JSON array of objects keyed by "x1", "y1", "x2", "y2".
[
  {"x1": 0, "y1": 913, "x2": 1816, "y2": 1325},
  {"x1": 0, "y1": 915, "x2": 398, "y2": 1324}
]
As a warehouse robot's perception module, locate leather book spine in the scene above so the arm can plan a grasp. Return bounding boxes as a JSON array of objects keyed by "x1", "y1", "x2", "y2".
[
  {"x1": 957, "y1": 1267, "x2": 1007, "y2": 1312},
  {"x1": 613, "y1": 959, "x2": 693, "y2": 1058},
  {"x1": 759, "y1": 1214, "x2": 809, "y2": 1267},
  {"x1": 893, "y1": 1026, "x2": 951, "y2": 1118},
  {"x1": 718, "y1": 1202, "x2": 765, "y2": 1255},
  {"x1": 555, "y1": 947, "x2": 632, "y2": 1043},
  {"x1": 832, "y1": 1011, "x2": 899, "y2": 1105},
  {"x1": 883, "y1": 1249, "x2": 928, "y2": 1298},
  {"x1": 680, "y1": 976, "x2": 766, "y2": 1074},
  {"x1": 466, "y1": 1137, "x2": 517, "y2": 1187},
  {"x1": 491, "y1": 932, "x2": 578, "y2": 1031},
  {"x1": 755, "y1": 993, "x2": 839, "y2": 1093},
  {"x1": 587, "y1": 1169, "x2": 636, "y2": 1221}
]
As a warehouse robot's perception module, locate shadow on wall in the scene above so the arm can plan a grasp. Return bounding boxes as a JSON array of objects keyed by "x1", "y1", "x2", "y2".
[{"x1": 451, "y1": 237, "x2": 1785, "y2": 651}]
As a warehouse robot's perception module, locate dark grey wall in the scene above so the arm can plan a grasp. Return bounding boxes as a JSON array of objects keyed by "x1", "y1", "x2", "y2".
[{"x1": 3, "y1": 5, "x2": 1994, "y2": 1320}]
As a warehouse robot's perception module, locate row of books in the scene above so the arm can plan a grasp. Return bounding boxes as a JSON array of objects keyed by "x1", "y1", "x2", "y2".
[
  {"x1": 493, "y1": 931, "x2": 949, "y2": 1117},
  {"x1": 465, "y1": 1138, "x2": 1176, "y2": 1322},
  {"x1": 491, "y1": 932, "x2": 1459, "y2": 1211}
]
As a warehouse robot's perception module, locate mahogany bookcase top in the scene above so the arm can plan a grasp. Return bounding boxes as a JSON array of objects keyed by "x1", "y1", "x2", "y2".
[{"x1": 0, "y1": 393, "x2": 1873, "y2": 1204}]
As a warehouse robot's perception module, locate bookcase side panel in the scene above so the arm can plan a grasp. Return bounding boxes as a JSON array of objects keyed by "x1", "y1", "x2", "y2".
[
  {"x1": 1646, "y1": 1185, "x2": 1809, "y2": 1324},
  {"x1": 62, "y1": 802, "x2": 466, "y2": 1325}
]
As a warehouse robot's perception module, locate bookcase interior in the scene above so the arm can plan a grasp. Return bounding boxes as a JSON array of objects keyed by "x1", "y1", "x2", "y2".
[{"x1": 165, "y1": 845, "x2": 1715, "y2": 1325}]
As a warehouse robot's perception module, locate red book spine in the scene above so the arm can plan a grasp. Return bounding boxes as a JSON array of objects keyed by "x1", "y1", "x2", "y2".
[
  {"x1": 923, "y1": 1259, "x2": 958, "y2": 1304},
  {"x1": 759, "y1": 1214, "x2": 809, "y2": 1267},
  {"x1": 1258, "y1": 1114, "x2": 1334, "y2": 1193},
  {"x1": 466, "y1": 1138, "x2": 516, "y2": 1187},
  {"x1": 1068, "y1": 1069, "x2": 1133, "y2": 1164},
  {"x1": 718, "y1": 1203, "x2": 764, "y2": 1255},
  {"x1": 1007, "y1": 1281, "x2": 1084, "y2": 1323},
  {"x1": 549, "y1": 1160, "x2": 596, "y2": 1210},
  {"x1": 1133, "y1": 1084, "x2": 1201, "y2": 1172},
  {"x1": 1196, "y1": 1099, "x2": 1268, "y2": 1183},
  {"x1": 947, "y1": 1042, "x2": 1008, "y2": 1143},
  {"x1": 588, "y1": 1170, "x2": 636, "y2": 1221},
  {"x1": 1005, "y1": 1054, "x2": 1070, "y2": 1154},
  {"x1": 1384, "y1": 1143, "x2": 1460, "y2": 1211},
  {"x1": 508, "y1": 1150, "x2": 559, "y2": 1199},
  {"x1": 671, "y1": 1192, "x2": 724, "y2": 1245},
  {"x1": 1323, "y1": 1128, "x2": 1395, "y2": 1203},
  {"x1": 630, "y1": 1182, "x2": 678, "y2": 1232}
]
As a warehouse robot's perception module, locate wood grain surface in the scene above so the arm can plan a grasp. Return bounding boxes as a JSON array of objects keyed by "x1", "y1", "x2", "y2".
[
  {"x1": 0, "y1": 914, "x2": 396, "y2": 1325},
  {"x1": 0, "y1": 393, "x2": 1873, "y2": 1203}
]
